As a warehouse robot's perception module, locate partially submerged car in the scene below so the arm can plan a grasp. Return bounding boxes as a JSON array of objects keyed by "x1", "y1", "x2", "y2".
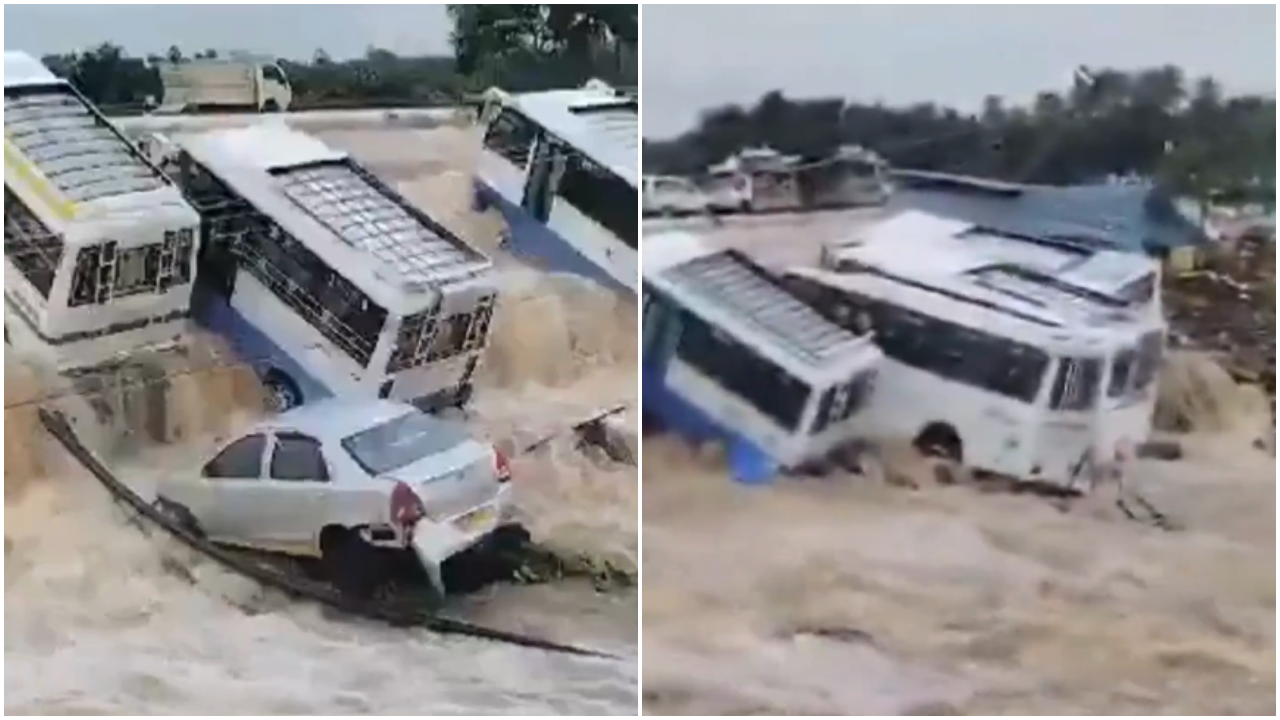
[{"x1": 154, "y1": 398, "x2": 521, "y2": 600}]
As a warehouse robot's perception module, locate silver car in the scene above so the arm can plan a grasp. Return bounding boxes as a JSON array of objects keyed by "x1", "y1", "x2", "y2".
[{"x1": 154, "y1": 398, "x2": 518, "y2": 598}]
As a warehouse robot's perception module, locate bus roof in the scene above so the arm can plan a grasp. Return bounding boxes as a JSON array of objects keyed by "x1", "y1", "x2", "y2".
[
  {"x1": 833, "y1": 210, "x2": 1159, "y2": 300},
  {"x1": 504, "y1": 84, "x2": 638, "y2": 187},
  {"x1": 645, "y1": 232, "x2": 879, "y2": 382},
  {"x1": 813, "y1": 210, "x2": 1161, "y2": 336},
  {"x1": 4, "y1": 53, "x2": 191, "y2": 227},
  {"x1": 3, "y1": 52, "x2": 63, "y2": 88},
  {"x1": 642, "y1": 230, "x2": 718, "y2": 274},
  {"x1": 175, "y1": 123, "x2": 493, "y2": 314}
]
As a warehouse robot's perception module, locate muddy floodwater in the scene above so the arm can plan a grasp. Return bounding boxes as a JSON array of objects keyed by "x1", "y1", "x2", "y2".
[
  {"x1": 640, "y1": 214, "x2": 1276, "y2": 716},
  {"x1": 5, "y1": 121, "x2": 639, "y2": 715}
]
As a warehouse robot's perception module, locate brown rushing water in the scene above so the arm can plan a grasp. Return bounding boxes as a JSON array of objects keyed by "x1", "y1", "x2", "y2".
[{"x1": 5, "y1": 121, "x2": 638, "y2": 715}]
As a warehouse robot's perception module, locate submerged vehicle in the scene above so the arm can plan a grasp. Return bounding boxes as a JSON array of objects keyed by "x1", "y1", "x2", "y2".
[
  {"x1": 4, "y1": 51, "x2": 202, "y2": 372},
  {"x1": 152, "y1": 123, "x2": 498, "y2": 413},
  {"x1": 155, "y1": 398, "x2": 522, "y2": 599},
  {"x1": 473, "y1": 80, "x2": 638, "y2": 295},
  {"x1": 784, "y1": 210, "x2": 1167, "y2": 492},
  {"x1": 642, "y1": 230, "x2": 884, "y2": 483}
]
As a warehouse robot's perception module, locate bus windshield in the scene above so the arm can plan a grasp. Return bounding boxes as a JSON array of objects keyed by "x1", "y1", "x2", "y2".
[
  {"x1": 675, "y1": 308, "x2": 812, "y2": 432},
  {"x1": 810, "y1": 370, "x2": 875, "y2": 435},
  {"x1": 1106, "y1": 329, "x2": 1164, "y2": 400}
]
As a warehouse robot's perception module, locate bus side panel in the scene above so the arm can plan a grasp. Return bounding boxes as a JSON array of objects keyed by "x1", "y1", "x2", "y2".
[
  {"x1": 859, "y1": 360, "x2": 1036, "y2": 477},
  {"x1": 656, "y1": 359, "x2": 783, "y2": 483},
  {"x1": 476, "y1": 180, "x2": 628, "y2": 293},
  {"x1": 191, "y1": 272, "x2": 333, "y2": 404},
  {"x1": 546, "y1": 199, "x2": 638, "y2": 294}
]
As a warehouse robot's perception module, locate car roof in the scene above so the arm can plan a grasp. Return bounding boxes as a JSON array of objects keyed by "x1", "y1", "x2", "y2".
[{"x1": 248, "y1": 398, "x2": 425, "y2": 441}]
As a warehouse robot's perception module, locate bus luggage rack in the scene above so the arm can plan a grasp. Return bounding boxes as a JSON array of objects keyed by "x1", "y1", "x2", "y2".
[
  {"x1": 275, "y1": 162, "x2": 490, "y2": 290},
  {"x1": 5, "y1": 90, "x2": 167, "y2": 203},
  {"x1": 663, "y1": 250, "x2": 866, "y2": 366}
]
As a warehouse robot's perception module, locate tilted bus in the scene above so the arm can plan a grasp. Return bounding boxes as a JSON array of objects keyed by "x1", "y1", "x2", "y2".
[
  {"x1": 161, "y1": 123, "x2": 498, "y2": 413},
  {"x1": 3, "y1": 51, "x2": 201, "y2": 371},
  {"x1": 784, "y1": 211, "x2": 1167, "y2": 491},
  {"x1": 474, "y1": 81, "x2": 638, "y2": 295},
  {"x1": 643, "y1": 230, "x2": 884, "y2": 483}
]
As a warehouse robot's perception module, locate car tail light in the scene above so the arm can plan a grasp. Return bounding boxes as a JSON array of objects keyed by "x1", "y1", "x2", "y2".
[
  {"x1": 493, "y1": 448, "x2": 512, "y2": 484},
  {"x1": 390, "y1": 481, "x2": 425, "y2": 529}
]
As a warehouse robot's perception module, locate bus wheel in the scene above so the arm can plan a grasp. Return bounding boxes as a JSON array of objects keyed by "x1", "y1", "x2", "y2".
[
  {"x1": 913, "y1": 423, "x2": 963, "y2": 484},
  {"x1": 263, "y1": 371, "x2": 302, "y2": 413}
]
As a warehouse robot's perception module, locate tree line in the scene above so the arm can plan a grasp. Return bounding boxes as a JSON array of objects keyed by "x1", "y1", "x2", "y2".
[
  {"x1": 644, "y1": 66, "x2": 1275, "y2": 207},
  {"x1": 34, "y1": 4, "x2": 637, "y2": 113}
]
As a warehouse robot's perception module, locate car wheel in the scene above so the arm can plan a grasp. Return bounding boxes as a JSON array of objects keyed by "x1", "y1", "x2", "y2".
[
  {"x1": 152, "y1": 497, "x2": 206, "y2": 538},
  {"x1": 320, "y1": 528, "x2": 383, "y2": 599},
  {"x1": 262, "y1": 371, "x2": 302, "y2": 413}
]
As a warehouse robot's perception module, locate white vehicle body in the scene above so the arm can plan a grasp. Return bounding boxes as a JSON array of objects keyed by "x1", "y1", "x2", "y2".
[
  {"x1": 701, "y1": 168, "x2": 754, "y2": 213},
  {"x1": 786, "y1": 210, "x2": 1167, "y2": 491},
  {"x1": 474, "y1": 81, "x2": 638, "y2": 294},
  {"x1": 155, "y1": 58, "x2": 293, "y2": 114},
  {"x1": 642, "y1": 231, "x2": 884, "y2": 483},
  {"x1": 154, "y1": 398, "x2": 515, "y2": 595},
  {"x1": 642, "y1": 175, "x2": 709, "y2": 217},
  {"x1": 163, "y1": 123, "x2": 497, "y2": 412},
  {"x1": 3, "y1": 51, "x2": 202, "y2": 371}
]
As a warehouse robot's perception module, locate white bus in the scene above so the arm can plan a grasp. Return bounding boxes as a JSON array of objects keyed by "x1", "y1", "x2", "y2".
[
  {"x1": 3, "y1": 51, "x2": 202, "y2": 371},
  {"x1": 163, "y1": 123, "x2": 498, "y2": 413},
  {"x1": 783, "y1": 211, "x2": 1167, "y2": 492},
  {"x1": 642, "y1": 231, "x2": 884, "y2": 484},
  {"x1": 473, "y1": 80, "x2": 638, "y2": 294}
]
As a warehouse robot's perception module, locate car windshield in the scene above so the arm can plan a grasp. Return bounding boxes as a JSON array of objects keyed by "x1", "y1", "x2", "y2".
[{"x1": 340, "y1": 411, "x2": 472, "y2": 475}]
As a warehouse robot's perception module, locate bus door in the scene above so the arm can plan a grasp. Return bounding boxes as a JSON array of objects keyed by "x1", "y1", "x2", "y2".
[
  {"x1": 1039, "y1": 354, "x2": 1104, "y2": 488},
  {"x1": 1094, "y1": 334, "x2": 1161, "y2": 478},
  {"x1": 522, "y1": 135, "x2": 559, "y2": 224}
]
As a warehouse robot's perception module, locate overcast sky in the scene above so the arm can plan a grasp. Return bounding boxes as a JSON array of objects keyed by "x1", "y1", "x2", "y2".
[
  {"x1": 5, "y1": 5, "x2": 453, "y2": 60},
  {"x1": 643, "y1": 5, "x2": 1277, "y2": 138}
]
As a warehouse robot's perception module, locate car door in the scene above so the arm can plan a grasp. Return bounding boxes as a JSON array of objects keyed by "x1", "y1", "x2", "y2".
[
  {"x1": 259, "y1": 432, "x2": 333, "y2": 550},
  {"x1": 197, "y1": 433, "x2": 272, "y2": 542}
]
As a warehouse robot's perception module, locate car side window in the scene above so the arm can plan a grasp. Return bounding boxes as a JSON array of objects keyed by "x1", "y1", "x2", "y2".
[
  {"x1": 270, "y1": 433, "x2": 330, "y2": 481},
  {"x1": 202, "y1": 434, "x2": 267, "y2": 479}
]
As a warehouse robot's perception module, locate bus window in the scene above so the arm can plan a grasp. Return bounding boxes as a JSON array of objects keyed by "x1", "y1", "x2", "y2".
[
  {"x1": 1049, "y1": 357, "x2": 1103, "y2": 411},
  {"x1": 482, "y1": 108, "x2": 537, "y2": 169},
  {"x1": 427, "y1": 313, "x2": 471, "y2": 362},
  {"x1": 556, "y1": 152, "x2": 638, "y2": 249},
  {"x1": 1131, "y1": 330, "x2": 1163, "y2": 392},
  {"x1": 871, "y1": 301, "x2": 1049, "y2": 404},
  {"x1": 1107, "y1": 348, "x2": 1136, "y2": 398},
  {"x1": 4, "y1": 189, "x2": 64, "y2": 299},
  {"x1": 241, "y1": 220, "x2": 387, "y2": 366},
  {"x1": 811, "y1": 371, "x2": 874, "y2": 435},
  {"x1": 675, "y1": 309, "x2": 810, "y2": 431}
]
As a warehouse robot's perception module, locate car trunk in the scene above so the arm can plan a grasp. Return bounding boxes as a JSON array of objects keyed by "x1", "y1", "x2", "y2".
[{"x1": 383, "y1": 439, "x2": 497, "y2": 521}]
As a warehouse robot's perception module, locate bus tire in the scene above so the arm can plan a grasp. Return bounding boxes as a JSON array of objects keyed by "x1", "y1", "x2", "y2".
[
  {"x1": 263, "y1": 370, "x2": 303, "y2": 413},
  {"x1": 913, "y1": 422, "x2": 963, "y2": 485},
  {"x1": 320, "y1": 526, "x2": 383, "y2": 599}
]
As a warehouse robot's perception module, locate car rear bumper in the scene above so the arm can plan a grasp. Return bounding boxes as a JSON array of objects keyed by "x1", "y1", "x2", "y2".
[{"x1": 409, "y1": 503, "x2": 512, "y2": 594}]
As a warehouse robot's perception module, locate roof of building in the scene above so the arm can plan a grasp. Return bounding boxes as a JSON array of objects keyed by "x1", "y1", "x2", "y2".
[{"x1": 889, "y1": 169, "x2": 1207, "y2": 254}]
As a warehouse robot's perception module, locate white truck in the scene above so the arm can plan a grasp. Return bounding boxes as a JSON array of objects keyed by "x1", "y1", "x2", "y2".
[{"x1": 155, "y1": 58, "x2": 293, "y2": 114}]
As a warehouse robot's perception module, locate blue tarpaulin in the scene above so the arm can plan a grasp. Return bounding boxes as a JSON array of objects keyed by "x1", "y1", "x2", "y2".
[{"x1": 889, "y1": 170, "x2": 1208, "y2": 256}]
